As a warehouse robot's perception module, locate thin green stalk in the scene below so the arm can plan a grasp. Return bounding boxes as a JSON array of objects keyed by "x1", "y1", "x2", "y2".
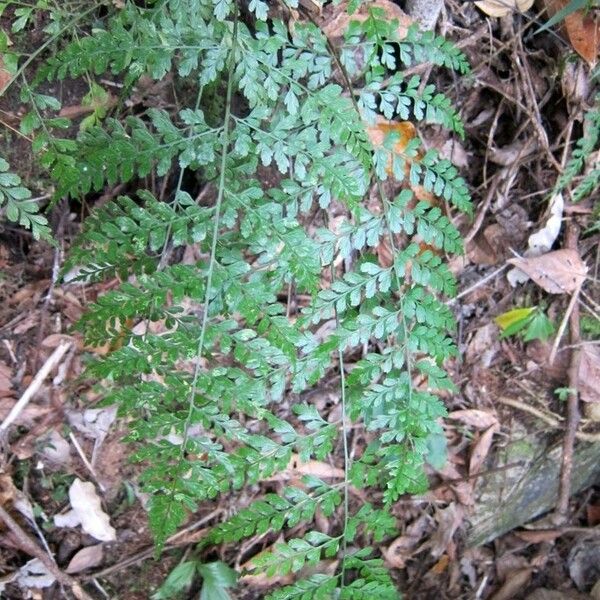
[{"x1": 180, "y1": 13, "x2": 238, "y2": 456}]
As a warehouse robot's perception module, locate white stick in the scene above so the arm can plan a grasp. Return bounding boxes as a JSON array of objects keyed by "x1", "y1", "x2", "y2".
[{"x1": 0, "y1": 341, "x2": 71, "y2": 432}]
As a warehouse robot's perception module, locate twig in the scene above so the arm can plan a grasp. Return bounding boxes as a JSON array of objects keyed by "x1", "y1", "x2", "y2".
[
  {"x1": 0, "y1": 504, "x2": 94, "y2": 600},
  {"x1": 497, "y1": 397, "x2": 600, "y2": 443},
  {"x1": 69, "y1": 432, "x2": 106, "y2": 493},
  {"x1": 446, "y1": 264, "x2": 508, "y2": 305},
  {"x1": 548, "y1": 283, "x2": 582, "y2": 365},
  {"x1": 0, "y1": 341, "x2": 71, "y2": 433},
  {"x1": 88, "y1": 509, "x2": 223, "y2": 579},
  {"x1": 555, "y1": 225, "x2": 582, "y2": 524}
]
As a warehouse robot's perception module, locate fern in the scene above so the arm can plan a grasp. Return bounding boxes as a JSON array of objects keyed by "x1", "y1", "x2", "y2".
[
  {"x1": 11, "y1": 0, "x2": 474, "y2": 595},
  {"x1": 555, "y1": 93, "x2": 600, "y2": 202},
  {"x1": 0, "y1": 157, "x2": 52, "y2": 241}
]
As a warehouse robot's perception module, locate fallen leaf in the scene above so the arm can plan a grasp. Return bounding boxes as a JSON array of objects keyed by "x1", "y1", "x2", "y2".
[
  {"x1": 0, "y1": 362, "x2": 12, "y2": 399},
  {"x1": 469, "y1": 424, "x2": 498, "y2": 476},
  {"x1": 66, "y1": 545, "x2": 104, "y2": 573},
  {"x1": 448, "y1": 409, "x2": 499, "y2": 430},
  {"x1": 16, "y1": 559, "x2": 55, "y2": 589},
  {"x1": 515, "y1": 529, "x2": 563, "y2": 543},
  {"x1": 0, "y1": 57, "x2": 11, "y2": 93},
  {"x1": 54, "y1": 479, "x2": 116, "y2": 542},
  {"x1": 421, "y1": 502, "x2": 464, "y2": 558},
  {"x1": 39, "y1": 429, "x2": 72, "y2": 467},
  {"x1": 475, "y1": 0, "x2": 534, "y2": 18},
  {"x1": 507, "y1": 249, "x2": 587, "y2": 294},
  {"x1": 489, "y1": 568, "x2": 533, "y2": 600},
  {"x1": 429, "y1": 553, "x2": 450, "y2": 575},
  {"x1": 321, "y1": 0, "x2": 411, "y2": 40},
  {"x1": 383, "y1": 513, "x2": 431, "y2": 568},
  {"x1": 578, "y1": 343, "x2": 600, "y2": 404},
  {"x1": 563, "y1": 5, "x2": 600, "y2": 66},
  {"x1": 268, "y1": 454, "x2": 345, "y2": 481}
]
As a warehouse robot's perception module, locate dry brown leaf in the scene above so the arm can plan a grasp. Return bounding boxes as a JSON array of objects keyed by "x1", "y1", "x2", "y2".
[
  {"x1": 266, "y1": 454, "x2": 345, "y2": 481},
  {"x1": 469, "y1": 424, "x2": 498, "y2": 476},
  {"x1": 421, "y1": 502, "x2": 464, "y2": 558},
  {"x1": 448, "y1": 409, "x2": 498, "y2": 430},
  {"x1": 507, "y1": 249, "x2": 587, "y2": 294},
  {"x1": 490, "y1": 568, "x2": 533, "y2": 600},
  {"x1": 321, "y1": 0, "x2": 411, "y2": 40},
  {"x1": 515, "y1": 529, "x2": 563, "y2": 544},
  {"x1": 579, "y1": 343, "x2": 600, "y2": 404},
  {"x1": 475, "y1": 0, "x2": 533, "y2": 18},
  {"x1": 563, "y1": 3, "x2": 600, "y2": 66},
  {"x1": 0, "y1": 57, "x2": 11, "y2": 93},
  {"x1": 0, "y1": 362, "x2": 13, "y2": 399},
  {"x1": 65, "y1": 545, "x2": 104, "y2": 574},
  {"x1": 383, "y1": 513, "x2": 431, "y2": 568}
]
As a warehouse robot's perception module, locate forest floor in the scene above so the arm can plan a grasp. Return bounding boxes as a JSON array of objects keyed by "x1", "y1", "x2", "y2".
[{"x1": 0, "y1": 0, "x2": 599, "y2": 598}]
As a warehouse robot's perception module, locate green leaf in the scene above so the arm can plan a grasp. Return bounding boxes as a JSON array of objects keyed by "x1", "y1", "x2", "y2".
[
  {"x1": 198, "y1": 562, "x2": 237, "y2": 600},
  {"x1": 152, "y1": 561, "x2": 199, "y2": 600}
]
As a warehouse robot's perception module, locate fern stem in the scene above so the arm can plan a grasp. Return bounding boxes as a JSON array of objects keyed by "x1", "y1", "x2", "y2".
[{"x1": 180, "y1": 12, "x2": 239, "y2": 456}]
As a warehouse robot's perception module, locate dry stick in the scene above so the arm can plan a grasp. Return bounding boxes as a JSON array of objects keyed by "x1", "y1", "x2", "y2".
[
  {"x1": 0, "y1": 504, "x2": 94, "y2": 600},
  {"x1": 555, "y1": 224, "x2": 582, "y2": 524},
  {"x1": 549, "y1": 284, "x2": 582, "y2": 366},
  {"x1": 497, "y1": 397, "x2": 600, "y2": 443},
  {"x1": 0, "y1": 341, "x2": 71, "y2": 433}
]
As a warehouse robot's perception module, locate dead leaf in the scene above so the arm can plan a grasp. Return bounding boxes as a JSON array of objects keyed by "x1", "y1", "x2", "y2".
[
  {"x1": 0, "y1": 362, "x2": 12, "y2": 399},
  {"x1": 321, "y1": 0, "x2": 411, "y2": 40},
  {"x1": 507, "y1": 249, "x2": 587, "y2": 294},
  {"x1": 578, "y1": 343, "x2": 600, "y2": 404},
  {"x1": 39, "y1": 429, "x2": 72, "y2": 468},
  {"x1": 383, "y1": 513, "x2": 431, "y2": 568},
  {"x1": 469, "y1": 424, "x2": 498, "y2": 476},
  {"x1": 490, "y1": 568, "x2": 533, "y2": 600},
  {"x1": 475, "y1": 0, "x2": 534, "y2": 18},
  {"x1": 16, "y1": 559, "x2": 55, "y2": 589},
  {"x1": 0, "y1": 57, "x2": 11, "y2": 93},
  {"x1": 563, "y1": 5, "x2": 600, "y2": 66},
  {"x1": 515, "y1": 529, "x2": 563, "y2": 543},
  {"x1": 266, "y1": 454, "x2": 345, "y2": 481},
  {"x1": 54, "y1": 479, "x2": 116, "y2": 542},
  {"x1": 448, "y1": 409, "x2": 498, "y2": 430},
  {"x1": 421, "y1": 503, "x2": 464, "y2": 558},
  {"x1": 429, "y1": 553, "x2": 450, "y2": 575},
  {"x1": 66, "y1": 545, "x2": 104, "y2": 574}
]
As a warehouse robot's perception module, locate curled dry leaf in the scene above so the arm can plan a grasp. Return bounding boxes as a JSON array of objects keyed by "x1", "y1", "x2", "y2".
[
  {"x1": 475, "y1": 0, "x2": 533, "y2": 18},
  {"x1": 507, "y1": 249, "x2": 587, "y2": 294},
  {"x1": 54, "y1": 479, "x2": 116, "y2": 542},
  {"x1": 578, "y1": 343, "x2": 600, "y2": 404},
  {"x1": 66, "y1": 545, "x2": 104, "y2": 574}
]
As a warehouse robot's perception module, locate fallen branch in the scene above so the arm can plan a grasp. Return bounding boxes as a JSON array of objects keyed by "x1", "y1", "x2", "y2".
[
  {"x1": 555, "y1": 224, "x2": 582, "y2": 524},
  {"x1": 0, "y1": 504, "x2": 94, "y2": 600},
  {"x1": 0, "y1": 341, "x2": 71, "y2": 434}
]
